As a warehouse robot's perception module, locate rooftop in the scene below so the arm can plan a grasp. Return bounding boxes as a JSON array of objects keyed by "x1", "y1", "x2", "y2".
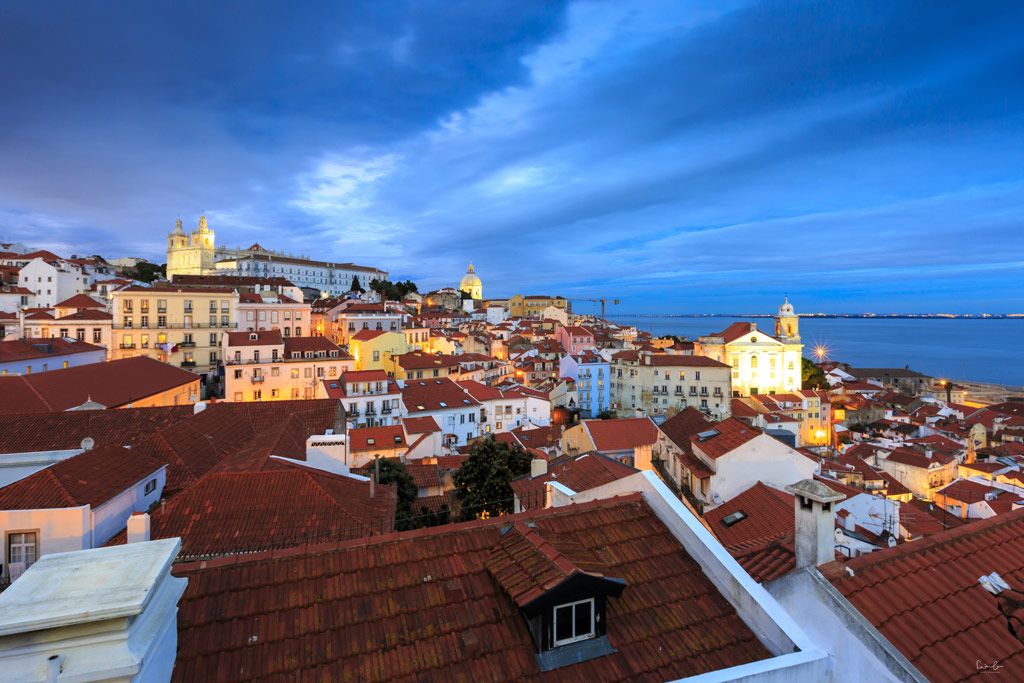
[{"x1": 172, "y1": 494, "x2": 773, "y2": 681}]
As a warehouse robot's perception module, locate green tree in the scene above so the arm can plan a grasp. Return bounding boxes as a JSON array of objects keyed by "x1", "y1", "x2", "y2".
[
  {"x1": 374, "y1": 458, "x2": 417, "y2": 531},
  {"x1": 126, "y1": 261, "x2": 166, "y2": 283},
  {"x1": 453, "y1": 437, "x2": 532, "y2": 521},
  {"x1": 595, "y1": 409, "x2": 617, "y2": 419},
  {"x1": 368, "y1": 277, "x2": 419, "y2": 301},
  {"x1": 802, "y1": 357, "x2": 829, "y2": 390},
  {"x1": 349, "y1": 275, "x2": 364, "y2": 293}
]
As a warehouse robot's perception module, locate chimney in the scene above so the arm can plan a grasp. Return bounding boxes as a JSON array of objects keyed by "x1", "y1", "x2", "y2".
[
  {"x1": 0, "y1": 539, "x2": 186, "y2": 683},
  {"x1": 127, "y1": 512, "x2": 151, "y2": 543},
  {"x1": 785, "y1": 479, "x2": 846, "y2": 569},
  {"x1": 193, "y1": 401, "x2": 207, "y2": 415},
  {"x1": 531, "y1": 458, "x2": 548, "y2": 478}
]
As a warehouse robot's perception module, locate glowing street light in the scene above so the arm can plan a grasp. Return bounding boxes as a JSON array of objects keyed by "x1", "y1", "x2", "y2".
[{"x1": 813, "y1": 344, "x2": 829, "y2": 362}]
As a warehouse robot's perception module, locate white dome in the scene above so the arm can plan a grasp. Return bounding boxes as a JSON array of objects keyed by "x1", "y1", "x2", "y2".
[
  {"x1": 460, "y1": 263, "x2": 481, "y2": 289},
  {"x1": 778, "y1": 296, "x2": 795, "y2": 316}
]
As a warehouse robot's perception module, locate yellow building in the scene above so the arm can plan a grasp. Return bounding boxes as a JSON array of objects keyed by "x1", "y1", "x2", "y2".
[
  {"x1": 166, "y1": 214, "x2": 217, "y2": 278},
  {"x1": 508, "y1": 294, "x2": 570, "y2": 319},
  {"x1": 458, "y1": 263, "x2": 482, "y2": 300},
  {"x1": 697, "y1": 297, "x2": 803, "y2": 397},
  {"x1": 111, "y1": 285, "x2": 238, "y2": 376},
  {"x1": 348, "y1": 329, "x2": 408, "y2": 371}
]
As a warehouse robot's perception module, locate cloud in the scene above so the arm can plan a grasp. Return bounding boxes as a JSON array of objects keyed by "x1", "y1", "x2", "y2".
[{"x1": 0, "y1": 0, "x2": 1021, "y2": 311}]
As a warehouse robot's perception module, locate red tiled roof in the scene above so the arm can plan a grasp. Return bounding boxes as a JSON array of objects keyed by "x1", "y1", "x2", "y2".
[
  {"x1": 715, "y1": 321, "x2": 762, "y2": 343},
  {"x1": 486, "y1": 521, "x2": 610, "y2": 607},
  {"x1": 402, "y1": 377, "x2": 479, "y2": 413},
  {"x1": 121, "y1": 462, "x2": 395, "y2": 559},
  {"x1": 583, "y1": 417, "x2": 658, "y2": 452},
  {"x1": 349, "y1": 425, "x2": 406, "y2": 452},
  {"x1": 0, "y1": 444, "x2": 164, "y2": 509},
  {"x1": 54, "y1": 293, "x2": 105, "y2": 309},
  {"x1": 0, "y1": 356, "x2": 198, "y2": 414},
  {"x1": 884, "y1": 446, "x2": 955, "y2": 468},
  {"x1": 225, "y1": 330, "x2": 283, "y2": 347},
  {"x1": 0, "y1": 406, "x2": 193, "y2": 455},
  {"x1": 0, "y1": 337, "x2": 105, "y2": 363},
  {"x1": 395, "y1": 351, "x2": 462, "y2": 370},
  {"x1": 172, "y1": 495, "x2": 771, "y2": 681},
  {"x1": 692, "y1": 418, "x2": 761, "y2": 459},
  {"x1": 55, "y1": 309, "x2": 113, "y2": 321},
  {"x1": 283, "y1": 335, "x2": 345, "y2": 355},
  {"x1": 705, "y1": 482, "x2": 794, "y2": 550},
  {"x1": 658, "y1": 407, "x2": 716, "y2": 450},
  {"x1": 823, "y1": 508, "x2": 1024, "y2": 682},
  {"x1": 350, "y1": 328, "x2": 387, "y2": 341},
  {"x1": 401, "y1": 415, "x2": 440, "y2": 434},
  {"x1": 936, "y1": 479, "x2": 1023, "y2": 512},
  {"x1": 511, "y1": 453, "x2": 637, "y2": 510},
  {"x1": 646, "y1": 354, "x2": 731, "y2": 368}
]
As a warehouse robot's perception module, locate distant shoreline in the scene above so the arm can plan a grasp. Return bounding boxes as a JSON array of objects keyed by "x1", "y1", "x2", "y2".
[{"x1": 612, "y1": 313, "x2": 1023, "y2": 320}]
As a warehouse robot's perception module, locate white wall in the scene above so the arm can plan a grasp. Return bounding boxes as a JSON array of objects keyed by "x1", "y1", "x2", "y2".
[
  {"x1": 0, "y1": 506, "x2": 91, "y2": 579},
  {"x1": 705, "y1": 434, "x2": 818, "y2": 507},
  {"x1": 91, "y1": 466, "x2": 166, "y2": 546}
]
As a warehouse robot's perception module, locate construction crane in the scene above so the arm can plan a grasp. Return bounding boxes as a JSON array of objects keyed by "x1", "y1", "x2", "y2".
[{"x1": 570, "y1": 297, "x2": 620, "y2": 320}]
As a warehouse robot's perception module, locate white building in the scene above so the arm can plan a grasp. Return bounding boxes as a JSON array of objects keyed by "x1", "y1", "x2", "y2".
[
  {"x1": 320, "y1": 369, "x2": 403, "y2": 429},
  {"x1": 611, "y1": 351, "x2": 732, "y2": 420},
  {"x1": 0, "y1": 445, "x2": 166, "y2": 583},
  {"x1": 698, "y1": 298, "x2": 803, "y2": 397},
  {"x1": 401, "y1": 377, "x2": 482, "y2": 448},
  {"x1": 655, "y1": 409, "x2": 818, "y2": 509},
  {"x1": 18, "y1": 256, "x2": 89, "y2": 309}
]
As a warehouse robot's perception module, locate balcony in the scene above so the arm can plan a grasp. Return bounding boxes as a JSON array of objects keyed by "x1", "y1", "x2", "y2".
[
  {"x1": 251, "y1": 375, "x2": 265, "y2": 383},
  {"x1": 114, "y1": 322, "x2": 237, "y2": 330},
  {"x1": 119, "y1": 343, "x2": 136, "y2": 349},
  {"x1": 180, "y1": 361, "x2": 197, "y2": 368},
  {"x1": 179, "y1": 341, "x2": 196, "y2": 348}
]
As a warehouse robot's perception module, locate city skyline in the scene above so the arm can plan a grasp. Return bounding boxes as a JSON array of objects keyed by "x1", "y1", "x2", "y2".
[{"x1": 2, "y1": 1, "x2": 1022, "y2": 312}]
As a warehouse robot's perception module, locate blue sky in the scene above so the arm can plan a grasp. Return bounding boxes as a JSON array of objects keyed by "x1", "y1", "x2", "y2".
[{"x1": 1, "y1": 1, "x2": 1022, "y2": 313}]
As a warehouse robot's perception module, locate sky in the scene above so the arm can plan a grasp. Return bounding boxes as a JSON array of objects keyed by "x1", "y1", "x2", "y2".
[{"x1": 1, "y1": 1, "x2": 1022, "y2": 314}]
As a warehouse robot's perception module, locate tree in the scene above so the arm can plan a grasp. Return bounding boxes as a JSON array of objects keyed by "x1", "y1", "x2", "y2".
[
  {"x1": 374, "y1": 458, "x2": 417, "y2": 531},
  {"x1": 595, "y1": 409, "x2": 617, "y2": 419},
  {"x1": 125, "y1": 261, "x2": 166, "y2": 283},
  {"x1": 368, "y1": 277, "x2": 419, "y2": 301},
  {"x1": 349, "y1": 275, "x2": 364, "y2": 293},
  {"x1": 453, "y1": 437, "x2": 532, "y2": 521},
  {"x1": 802, "y1": 357, "x2": 829, "y2": 390}
]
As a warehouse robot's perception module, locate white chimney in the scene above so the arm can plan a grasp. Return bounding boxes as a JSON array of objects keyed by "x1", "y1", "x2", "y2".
[
  {"x1": 127, "y1": 512, "x2": 151, "y2": 543},
  {"x1": 785, "y1": 479, "x2": 846, "y2": 569},
  {"x1": 531, "y1": 458, "x2": 548, "y2": 478},
  {"x1": 0, "y1": 539, "x2": 186, "y2": 683}
]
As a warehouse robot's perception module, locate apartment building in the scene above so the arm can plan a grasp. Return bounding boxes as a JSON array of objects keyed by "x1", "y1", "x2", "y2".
[
  {"x1": 111, "y1": 286, "x2": 239, "y2": 376},
  {"x1": 236, "y1": 291, "x2": 310, "y2": 336},
  {"x1": 223, "y1": 331, "x2": 354, "y2": 402},
  {"x1": 320, "y1": 369, "x2": 403, "y2": 429},
  {"x1": 611, "y1": 351, "x2": 732, "y2": 420}
]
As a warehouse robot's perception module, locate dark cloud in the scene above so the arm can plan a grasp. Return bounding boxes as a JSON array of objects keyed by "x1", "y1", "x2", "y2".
[{"x1": 0, "y1": 0, "x2": 1021, "y2": 312}]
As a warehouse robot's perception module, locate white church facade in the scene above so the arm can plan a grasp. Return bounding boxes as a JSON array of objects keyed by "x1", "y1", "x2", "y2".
[{"x1": 166, "y1": 214, "x2": 387, "y2": 295}]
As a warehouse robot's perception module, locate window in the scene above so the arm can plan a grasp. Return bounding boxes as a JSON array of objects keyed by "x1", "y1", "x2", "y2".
[
  {"x1": 144, "y1": 479, "x2": 157, "y2": 495},
  {"x1": 8, "y1": 531, "x2": 38, "y2": 569},
  {"x1": 92, "y1": 328, "x2": 101, "y2": 343},
  {"x1": 553, "y1": 599, "x2": 595, "y2": 646}
]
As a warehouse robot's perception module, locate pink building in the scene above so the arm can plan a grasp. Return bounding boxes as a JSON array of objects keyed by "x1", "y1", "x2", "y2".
[{"x1": 555, "y1": 325, "x2": 595, "y2": 355}]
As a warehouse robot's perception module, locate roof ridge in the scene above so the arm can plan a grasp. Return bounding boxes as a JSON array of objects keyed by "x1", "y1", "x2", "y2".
[{"x1": 173, "y1": 492, "x2": 645, "y2": 573}]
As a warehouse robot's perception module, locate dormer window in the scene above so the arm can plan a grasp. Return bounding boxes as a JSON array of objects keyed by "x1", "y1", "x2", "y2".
[{"x1": 553, "y1": 598, "x2": 595, "y2": 646}]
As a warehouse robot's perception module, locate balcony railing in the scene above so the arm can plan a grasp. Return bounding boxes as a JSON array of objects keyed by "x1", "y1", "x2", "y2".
[
  {"x1": 114, "y1": 322, "x2": 237, "y2": 330},
  {"x1": 181, "y1": 361, "x2": 197, "y2": 368},
  {"x1": 251, "y1": 375, "x2": 265, "y2": 383},
  {"x1": 179, "y1": 341, "x2": 196, "y2": 348},
  {"x1": 119, "y1": 343, "x2": 136, "y2": 349}
]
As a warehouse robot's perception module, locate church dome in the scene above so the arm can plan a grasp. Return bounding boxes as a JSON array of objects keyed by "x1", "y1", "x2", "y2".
[
  {"x1": 778, "y1": 296, "x2": 795, "y2": 316},
  {"x1": 460, "y1": 263, "x2": 481, "y2": 289}
]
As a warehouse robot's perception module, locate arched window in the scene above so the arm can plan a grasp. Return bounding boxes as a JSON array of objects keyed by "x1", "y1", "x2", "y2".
[{"x1": 750, "y1": 354, "x2": 758, "y2": 369}]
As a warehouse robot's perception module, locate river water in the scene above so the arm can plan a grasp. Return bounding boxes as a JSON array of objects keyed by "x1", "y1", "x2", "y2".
[{"x1": 609, "y1": 316, "x2": 1024, "y2": 387}]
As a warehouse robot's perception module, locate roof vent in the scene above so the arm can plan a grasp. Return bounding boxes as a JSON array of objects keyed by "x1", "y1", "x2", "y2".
[
  {"x1": 80, "y1": 436, "x2": 95, "y2": 450},
  {"x1": 697, "y1": 429, "x2": 719, "y2": 442}
]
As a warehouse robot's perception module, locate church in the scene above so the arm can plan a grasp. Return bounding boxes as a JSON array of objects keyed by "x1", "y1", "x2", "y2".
[
  {"x1": 166, "y1": 214, "x2": 386, "y2": 295},
  {"x1": 697, "y1": 297, "x2": 804, "y2": 396},
  {"x1": 458, "y1": 263, "x2": 482, "y2": 300}
]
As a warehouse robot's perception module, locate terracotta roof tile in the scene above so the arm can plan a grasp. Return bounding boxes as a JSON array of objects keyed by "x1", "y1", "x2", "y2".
[
  {"x1": 116, "y1": 462, "x2": 395, "y2": 559},
  {"x1": 511, "y1": 453, "x2": 636, "y2": 511},
  {"x1": 172, "y1": 495, "x2": 771, "y2": 681},
  {"x1": 583, "y1": 418, "x2": 658, "y2": 452},
  {"x1": 824, "y1": 508, "x2": 1024, "y2": 682},
  {"x1": 692, "y1": 418, "x2": 761, "y2": 459},
  {"x1": 0, "y1": 356, "x2": 198, "y2": 413}
]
